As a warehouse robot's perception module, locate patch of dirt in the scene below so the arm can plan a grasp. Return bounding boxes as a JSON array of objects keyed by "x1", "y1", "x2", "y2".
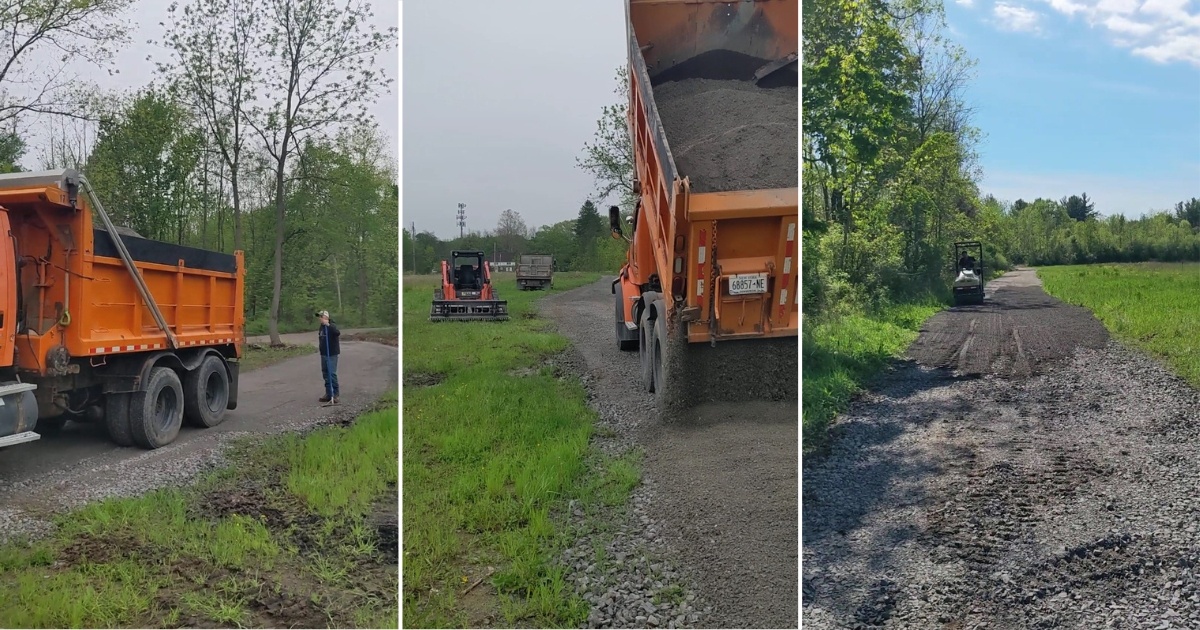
[
  {"x1": 346, "y1": 331, "x2": 398, "y2": 347},
  {"x1": 370, "y1": 484, "x2": 398, "y2": 565},
  {"x1": 655, "y1": 76, "x2": 797, "y2": 194},
  {"x1": 803, "y1": 268, "x2": 1200, "y2": 629},
  {"x1": 404, "y1": 372, "x2": 446, "y2": 388}
]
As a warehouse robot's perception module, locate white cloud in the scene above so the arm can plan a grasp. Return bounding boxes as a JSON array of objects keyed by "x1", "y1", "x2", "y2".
[
  {"x1": 1038, "y1": 0, "x2": 1200, "y2": 66},
  {"x1": 994, "y1": 3, "x2": 1044, "y2": 31},
  {"x1": 957, "y1": 0, "x2": 977, "y2": 7}
]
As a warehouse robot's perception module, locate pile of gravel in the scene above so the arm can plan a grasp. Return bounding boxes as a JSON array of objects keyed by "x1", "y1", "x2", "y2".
[{"x1": 654, "y1": 78, "x2": 798, "y2": 193}]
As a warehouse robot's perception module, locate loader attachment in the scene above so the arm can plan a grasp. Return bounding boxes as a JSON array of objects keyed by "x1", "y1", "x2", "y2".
[{"x1": 429, "y1": 297, "x2": 509, "y2": 322}]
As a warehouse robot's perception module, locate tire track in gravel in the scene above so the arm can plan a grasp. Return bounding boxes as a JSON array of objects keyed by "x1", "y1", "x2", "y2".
[
  {"x1": 542, "y1": 279, "x2": 799, "y2": 629},
  {"x1": 803, "y1": 268, "x2": 1200, "y2": 629}
]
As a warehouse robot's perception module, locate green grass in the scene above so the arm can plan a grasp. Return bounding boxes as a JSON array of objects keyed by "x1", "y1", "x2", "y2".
[
  {"x1": 802, "y1": 299, "x2": 944, "y2": 453},
  {"x1": 403, "y1": 271, "x2": 644, "y2": 628},
  {"x1": 1039, "y1": 262, "x2": 1200, "y2": 387},
  {"x1": 0, "y1": 395, "x2": 399, "y2": 629}
]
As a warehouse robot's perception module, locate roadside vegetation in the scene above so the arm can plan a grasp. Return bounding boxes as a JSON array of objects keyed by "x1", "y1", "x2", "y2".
[
  {"x1": 801, "y1": 0, "x2": 1200, "y2": 445},
  {"x1": 1039, "y1": 263, "x2": 1200, "y2": 387},
  {"x1": 0, "y1": 394, "x2": 399, "y2": 629},
  {"x1": 402, "y1": 272, "x2": 643, "y2": 628}
]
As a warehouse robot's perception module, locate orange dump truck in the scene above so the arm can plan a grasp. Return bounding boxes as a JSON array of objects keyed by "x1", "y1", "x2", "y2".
[
  {"x1": 611, "y1": 0, "x2": 798, "y2": 412},
  {"x1": 0, "y1": 169, "x2": 244, "y2": 450}
]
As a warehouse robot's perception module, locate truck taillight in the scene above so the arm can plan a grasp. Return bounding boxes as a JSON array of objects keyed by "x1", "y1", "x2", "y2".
[
  {"x1": 696, "y1": 229, "x2": 707, "y2": 296},
  {"x1": 672, "y1": 276, "x2": 684, "y2": 299},
  {"x1": 674, "y1": 256, "x2": 683, "y2": 274}
]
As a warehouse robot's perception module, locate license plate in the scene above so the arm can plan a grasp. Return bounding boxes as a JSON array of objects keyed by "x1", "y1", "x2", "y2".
[{"x1": 728, "y1": 273, "x2": 767, "y2": 295}]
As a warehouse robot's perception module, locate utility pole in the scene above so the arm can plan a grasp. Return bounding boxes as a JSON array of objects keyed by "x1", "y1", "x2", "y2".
[
  {"x1": 411, "y1": 221, "x2": 416, "y2": 274},
  {"x1": 457, "y1": 202, "x2": 466, "y2": 239}
]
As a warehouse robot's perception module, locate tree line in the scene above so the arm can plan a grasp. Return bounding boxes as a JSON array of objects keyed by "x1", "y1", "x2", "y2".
[
  {"x1": 402, "y1": 200, "x2": 629, "y2": 275},
  {"x1": 0, "y1": 0, "x2": 398, "y2": 342},
  {"x1": 802, "y1": 0, "x2": 1198, "y2": 316}
]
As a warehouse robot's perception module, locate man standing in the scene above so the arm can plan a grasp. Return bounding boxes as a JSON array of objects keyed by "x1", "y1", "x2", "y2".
[{"x1": 317, "y1": 310, "x2": 341, "y2": 404}]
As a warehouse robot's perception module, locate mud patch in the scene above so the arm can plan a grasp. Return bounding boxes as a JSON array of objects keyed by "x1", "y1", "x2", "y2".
[
  {"x1": 404, "y1": 372, "x2": 445, "y2": 388},
  {"x1": 345, "y1": 331, "x2": 398, "y2": 347}
]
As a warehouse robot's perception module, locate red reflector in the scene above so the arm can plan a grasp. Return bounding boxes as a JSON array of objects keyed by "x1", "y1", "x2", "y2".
[{"x1": 699, "y1": 229, "x2": 707, "y2": 246}]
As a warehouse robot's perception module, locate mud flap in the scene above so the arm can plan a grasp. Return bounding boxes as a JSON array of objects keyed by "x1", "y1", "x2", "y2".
[{"x1": 226, "y1": 360, "x2": 240, "y2": 410}]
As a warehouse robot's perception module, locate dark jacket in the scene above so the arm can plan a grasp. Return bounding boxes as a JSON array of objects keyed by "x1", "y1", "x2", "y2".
[{"x1": 319, "y1": 321, "x2": 341, "y2": 356}]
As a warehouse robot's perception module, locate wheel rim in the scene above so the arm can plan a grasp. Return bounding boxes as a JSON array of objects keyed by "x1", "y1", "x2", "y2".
[
  {"x1": 204, "y1": 369, "x2": 228, "y2": 413},
  {"x1": 155, "y1": 386, "x2": 179, "y2": 431}
]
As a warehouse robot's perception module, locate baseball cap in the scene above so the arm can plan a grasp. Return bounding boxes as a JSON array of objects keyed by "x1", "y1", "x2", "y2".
[{"x1": 317, "y1": 310, "x2": 329, "y2": 318}]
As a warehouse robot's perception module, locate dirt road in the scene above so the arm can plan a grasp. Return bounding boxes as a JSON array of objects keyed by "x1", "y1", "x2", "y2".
[
  {"x1": 0, "y1": 339, "x2": 397, "y2": 531},
  {"x1": 544, "y1": 279, "x2": 798, "y2": 629},
  {"x1": 803, "y1": 268, "x2": 1200, "y2": 628}
]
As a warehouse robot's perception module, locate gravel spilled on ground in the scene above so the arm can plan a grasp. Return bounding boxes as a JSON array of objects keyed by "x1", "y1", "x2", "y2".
[
  {"x1": 544, "y1": 279, "x2": 797, "y2": 629},
  {"x1": 804, "y1": 269, "x2": 1200, "y2": 629}
]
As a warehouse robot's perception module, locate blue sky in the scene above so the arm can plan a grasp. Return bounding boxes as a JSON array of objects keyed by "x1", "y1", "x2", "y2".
[{"x1": 944, "y1": 0, "x2": 1200, "y2": 217}]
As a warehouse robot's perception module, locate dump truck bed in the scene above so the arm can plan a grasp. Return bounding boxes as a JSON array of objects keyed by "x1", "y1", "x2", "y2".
[
  {"x1": 625, "y1": 0, "x2": 798, "y2": 343},
  {"x1": 0, "y1": 171, "x2": 244, "y2": 375}
]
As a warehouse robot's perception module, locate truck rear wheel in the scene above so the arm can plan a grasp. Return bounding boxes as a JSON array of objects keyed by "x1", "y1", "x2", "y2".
[
  {"x1": 131, "y1": 367, "x2": 184, "y2": 449},
  {"x1": 184, "y1": 355, "x2": 229, "y2": 428},
  {"x1": 639, "y1": 307, "x2": 655, "y2": 392},
  {"x1": 106, "y1": 393, "x2": 134, "y2": 447},
  {"x1": 652, "y1": 314, "x2": 667, "y2": 408}
]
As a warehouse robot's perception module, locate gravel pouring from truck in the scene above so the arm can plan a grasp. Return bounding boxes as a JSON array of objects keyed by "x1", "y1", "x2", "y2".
[
  {"x1": 611, "y1": 0, "x2": 798, "y2": 415},
  {"x1": 0, "y1": 169, "x2": 244, "y2": 451}
]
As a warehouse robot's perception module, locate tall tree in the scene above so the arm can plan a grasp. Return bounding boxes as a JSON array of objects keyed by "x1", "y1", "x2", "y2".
[
  {"x1": 0, "y1": 0, "x2": 133, "y2": 124},
  {"x1": 87, "y1": 89, "x2": 202, "y2": 241},
  {"x1": 495, "y1": 209, "x2": 528, "y2": 260},
  {"x1": 576, "y1": 66, "x2": 635, "y2": 209},
  {"x1": 1062, "y1": 193, "x2": 1096, "y2": 222},
  {"x1": 248, "y1": 0, "x2": 396, "y2": 345},
  {"x1": 160, "y1": 0, "x2": 259, "y2": 252}
]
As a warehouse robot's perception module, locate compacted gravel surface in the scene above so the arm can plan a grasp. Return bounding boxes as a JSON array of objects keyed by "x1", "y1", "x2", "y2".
[
  {"x1": 803, "y1": 268, "x2": 1200, "y2": 629},
  {"x1": 543, "y1": 279, "x2": 799, "y2": 629}
]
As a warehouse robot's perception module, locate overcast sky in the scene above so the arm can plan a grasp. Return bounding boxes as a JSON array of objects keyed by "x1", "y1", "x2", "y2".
[
  {"x1": 19, "y1": 0, "x2": 398, "y2": 169},
  {"x1": 402, "y1": 1, "x2": 626, "y2": 239}
]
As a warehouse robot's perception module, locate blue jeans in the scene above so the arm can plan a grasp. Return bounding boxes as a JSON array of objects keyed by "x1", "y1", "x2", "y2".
[{"x1": 321, "y1": 354, "x2": 340, "y2": 398}]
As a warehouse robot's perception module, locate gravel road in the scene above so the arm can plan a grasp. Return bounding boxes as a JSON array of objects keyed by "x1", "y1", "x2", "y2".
[
  {"x1": 0, "y1": 338, "x2": 397, "y2": 540},
  {"x1": 543, "y1": 279, "x2": 798, "y2": 629},
  {"x1": 803, "y1": 268, "x2": 1200, "y2": 629}
]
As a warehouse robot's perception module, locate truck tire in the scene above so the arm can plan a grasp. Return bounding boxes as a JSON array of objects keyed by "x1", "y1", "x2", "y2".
[
  {"x1": 639, "y1": 307, "x2": 655, "y2": 393},
  {"x1": 615, "y1": 285, "x2": 638, "y2": 352},
  {"x1": 184, "y1": 355, "x2": 229, "y2": 428},
  {"x1": 131, "y1": 367, "x2": 184, "y2": 449},
  {"x1": 105, "y1": 393, "x2": 134, "y2": 447},
  {"x1": 652, "y1": 313, "x2": 668, "y2": 410}
]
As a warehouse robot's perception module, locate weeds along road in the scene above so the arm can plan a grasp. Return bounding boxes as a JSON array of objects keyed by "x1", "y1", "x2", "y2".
[
  {"x1": 0, "y1": 337, "x2": 397, "y2": 534},
  {"x1": 803, "y1": 268, "x2": 1200, "y2": 629},
  {"x1": 543, "y1": 279, "x2": 799, "y2": 629}
]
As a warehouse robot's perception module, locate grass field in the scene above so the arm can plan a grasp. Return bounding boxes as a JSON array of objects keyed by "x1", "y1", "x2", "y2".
[
  {"x1": 0, "y1": 394, "x2": 399, "y2": 628},
  {"x1": 1039, "y1": 262, "x2": 1200, "y2": 387},
  {"x1": 402, "y1": 271, "x2": 642, "y2": 628},
  {"x1": 802, "y1": 300, "x2": 943, "y2": 453}
]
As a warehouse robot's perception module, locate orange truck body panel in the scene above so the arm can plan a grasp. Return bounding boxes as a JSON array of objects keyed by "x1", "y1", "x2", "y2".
[
  {"x1": 617, "y1": 0, "x2": 799, "y2": 343},
  {"x1": 0, "y1": 173, "x2": 244, "y2": 377}
]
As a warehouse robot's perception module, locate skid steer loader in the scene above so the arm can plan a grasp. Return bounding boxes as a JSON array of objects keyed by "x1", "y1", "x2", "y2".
[
  {"x1": 952, "y1": 241, "x2": 985, "y2": 306},
  {"x1": 430, "y1": 250, "x2": 509, "y2": 322}
]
